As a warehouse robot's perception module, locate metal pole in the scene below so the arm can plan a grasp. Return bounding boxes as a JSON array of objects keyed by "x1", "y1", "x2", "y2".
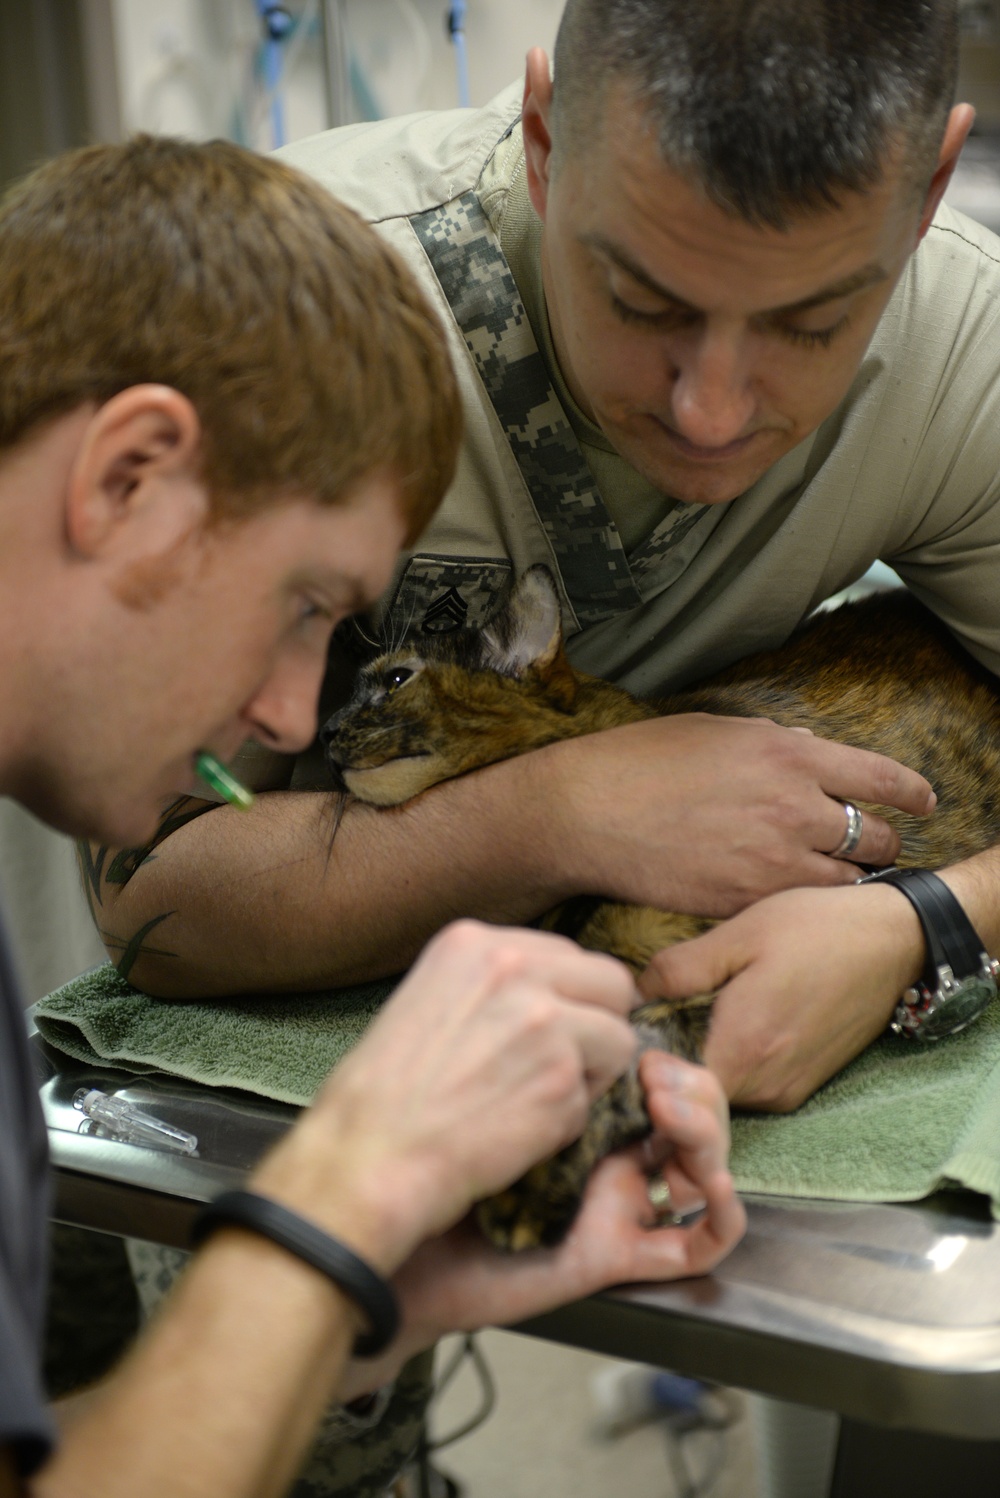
[
  {"x1": 319, "y1": 0, "x2": 352, "y2": 128},
  {"x1": 77, "y1": 0, "x2": 123, "y2": 142}
]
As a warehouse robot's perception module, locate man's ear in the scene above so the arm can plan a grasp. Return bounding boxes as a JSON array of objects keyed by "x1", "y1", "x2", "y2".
[
  {"x1": 65, "y1": 385, "x2": 208, "y2": 561},
  {"x1": 522, "y1": 48, "x2": 555, "y2": 222},
  {"x1": 917, "y1": 103, "x2": 976, "y2": 243}
]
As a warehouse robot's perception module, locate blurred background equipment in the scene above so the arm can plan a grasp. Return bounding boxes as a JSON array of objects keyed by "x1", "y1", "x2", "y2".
[
  {"x1": 948, "y1": 0, "x2": 1000, "y2": 232},
  {"x1": 0, "y1": 0, "x2": 567, "y2": 191},
  {"x1": 5, "y1": 1, "x2": 1000, "y2": 226}
]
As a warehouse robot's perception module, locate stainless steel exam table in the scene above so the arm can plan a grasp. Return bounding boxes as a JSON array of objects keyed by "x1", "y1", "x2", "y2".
[{"x1": 34, "y1": 1029, "x2": 1000, "y2": 1497}]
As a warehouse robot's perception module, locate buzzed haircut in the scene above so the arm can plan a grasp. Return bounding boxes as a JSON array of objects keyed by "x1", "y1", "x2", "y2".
[
  {"x1": 0, "y1": 136, "x2": 461, "y2": 540},
  {"x1": 552, "y1": 0, "x2": 959, "y2": 229}
]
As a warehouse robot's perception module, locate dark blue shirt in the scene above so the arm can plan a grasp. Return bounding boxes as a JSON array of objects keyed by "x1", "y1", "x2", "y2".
[{"x1": 0, "y1": 909, "x2": 54, "y2": 1474}]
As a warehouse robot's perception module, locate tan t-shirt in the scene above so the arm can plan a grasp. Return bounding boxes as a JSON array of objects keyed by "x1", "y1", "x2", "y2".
[{"x1": 266, "y1": 84, "x2": 1000, "y2": 786}]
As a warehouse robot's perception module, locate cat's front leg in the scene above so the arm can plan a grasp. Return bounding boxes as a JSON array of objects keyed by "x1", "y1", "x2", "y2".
[
  {"x1": 475, "y1": 1062, "x2": 652, "y2": 1250},
  {"x1": 475, "y1": 995, "x2": 716, "y2": 1251}
]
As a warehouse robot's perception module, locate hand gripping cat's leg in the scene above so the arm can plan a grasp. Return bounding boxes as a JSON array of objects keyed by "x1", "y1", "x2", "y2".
[{"x1": 475, "y1": 994, "x2": 715, "y2": 1251}]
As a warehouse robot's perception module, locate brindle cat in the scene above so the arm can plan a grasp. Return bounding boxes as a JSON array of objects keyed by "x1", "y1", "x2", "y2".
[{"x1": 322, "y1": 567, "x2": 1000, "y2": 1249}]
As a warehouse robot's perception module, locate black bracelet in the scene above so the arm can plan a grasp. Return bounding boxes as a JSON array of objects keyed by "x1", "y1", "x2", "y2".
[
  {"x1": 860, "y1": 868, "x2": 988, "y2": 988},
  {"x1": 190, "y1": 1190, "x2": 400, "y2": 1357}
]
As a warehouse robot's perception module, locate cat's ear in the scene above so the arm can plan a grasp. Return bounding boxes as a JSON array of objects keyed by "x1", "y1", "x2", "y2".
[{"x1": 483, "y1": 566, "x2": 564, "y2": 676}]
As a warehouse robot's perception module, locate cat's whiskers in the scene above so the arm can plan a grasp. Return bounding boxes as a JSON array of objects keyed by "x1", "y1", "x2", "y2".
[{"x1": 350, "y1": 614, "x2": 381, "y2": 652}]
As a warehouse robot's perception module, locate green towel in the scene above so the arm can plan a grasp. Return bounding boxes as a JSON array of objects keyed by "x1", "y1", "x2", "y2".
[
  {"x1": 729, "y1": 1003, "x2": 1000, "y2": 1216},
  {"x1": 33, "y1": 963, "x2": 1000, "y2": 1216},
  {"x1": 34, "y1": 963, "x2": 397, "y2": 1107}
]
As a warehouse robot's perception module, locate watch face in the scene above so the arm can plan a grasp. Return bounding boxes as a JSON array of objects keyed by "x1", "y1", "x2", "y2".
[{"x1": 920, "y1": 976, "x2": 996, "y2": 1041}]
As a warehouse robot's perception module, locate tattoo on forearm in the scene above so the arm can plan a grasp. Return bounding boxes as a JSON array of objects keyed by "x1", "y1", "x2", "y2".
[
  {"x1": 76, "y1": 796, "x2": 216, "y2": 979},
  {"x1": 103, "y1": 912, "x2": 177, "y2": 983}
]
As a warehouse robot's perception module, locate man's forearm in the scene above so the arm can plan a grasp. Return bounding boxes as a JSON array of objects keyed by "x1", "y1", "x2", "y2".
[
  {"x1": 90, "y1": 761, "x2": 573, "y2": 997},
  {"x1": 34, "y1": 1231, "x2": 358, "y2": 1498}
]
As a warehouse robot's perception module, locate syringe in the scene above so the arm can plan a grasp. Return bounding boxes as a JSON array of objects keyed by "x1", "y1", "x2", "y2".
[{"x1": 73, "y1": 1088, "x2": 199, "y2": 1156}]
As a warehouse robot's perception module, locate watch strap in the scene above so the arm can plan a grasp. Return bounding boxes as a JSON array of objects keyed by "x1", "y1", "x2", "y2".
[
  {"x1": 191, "y1": 1189, "x2": 400, "y2": 1357},
  {"x1": 861, "y1": 867, "x2": 986, "y2": 988},
  {"x1": 860, "y1": 867, "x2": 998, "y2": 1039}
]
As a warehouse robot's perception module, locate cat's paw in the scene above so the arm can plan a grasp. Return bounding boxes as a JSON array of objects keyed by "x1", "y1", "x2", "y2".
[
  {"x1": 476, "y1": 1156, "x2": 583, "y2": 1251},
  {"x1": 476, "y1": 1067, "x2": 652, "y2": 1251}
]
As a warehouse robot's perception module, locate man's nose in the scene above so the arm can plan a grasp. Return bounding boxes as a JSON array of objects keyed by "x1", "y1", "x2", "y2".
[
  {"x1": 669, "y1": 327, "x2": 756, "y2": 449},
  {"x1": 244, "y1": 652, "x2": 325, "y2": 755}
]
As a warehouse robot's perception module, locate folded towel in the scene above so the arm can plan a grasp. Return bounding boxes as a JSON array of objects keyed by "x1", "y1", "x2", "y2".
[
  {"x1": 728, "y1": 1002, "x2": 1000, "y2": 1215},
  {"x1": 34, "y1": 963, "x2": 1000, "y2": 1216},
  {"x1": 33, "y1": 963, "x2": 396, "y2": 1106}
]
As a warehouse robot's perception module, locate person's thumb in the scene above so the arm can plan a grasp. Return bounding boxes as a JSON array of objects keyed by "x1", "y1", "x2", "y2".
[{"x1": 636, "y1": 925, "x2": 745, "y2": 1004}]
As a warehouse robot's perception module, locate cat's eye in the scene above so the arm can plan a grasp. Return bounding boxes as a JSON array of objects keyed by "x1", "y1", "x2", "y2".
[{"x1": 384, "y1": 667, "x2": 413, "y2": 693}]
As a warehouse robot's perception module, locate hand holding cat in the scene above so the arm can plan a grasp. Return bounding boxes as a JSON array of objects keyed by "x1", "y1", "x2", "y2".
[
  {"x1": 335, "y1": 1051, "x2": 744, "y2": 1400},
  {"x1": 638, "y1": 882, "x2": 927, "y2": 1111},
  {"x1": 541, "y1": 714, "x2": 935, "y2": 916},
  {"x1": 254, "y1": 920, "x2": 640, "y2": 1274}
]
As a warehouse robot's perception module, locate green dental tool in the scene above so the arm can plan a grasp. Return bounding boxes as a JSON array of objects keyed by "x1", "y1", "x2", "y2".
[{"x1": 195, "y1": 752, "x2": 255, "y2": 809}]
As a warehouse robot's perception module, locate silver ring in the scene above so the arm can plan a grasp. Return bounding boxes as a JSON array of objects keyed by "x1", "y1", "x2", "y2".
[
  {"x1": 647, "y1": 1173, "x2": 683, "y2": 1226},
  {"x1": 648, "y1": 1174, "x2": 672, "y2": 1214},
  {"x1": 831, "y1": 802, "x2": 864, "y2": 859}
]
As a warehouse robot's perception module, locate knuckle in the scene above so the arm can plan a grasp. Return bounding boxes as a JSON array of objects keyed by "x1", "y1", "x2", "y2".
[
  {"x1": 768, "y1": 794, "x2": 810, "y2": 838},
  {"x1": 485, "y1": 943, "x2": 528, "y2": 984},
  {"x1": 437, "y1": 918, "x2": 489, "y2": 954},
  {"x1": 517, "y1": 989, "x2": 562, "y2": 1037},
  {"x1": 541, "y1": 1055, "x2": 587, "y2": 1119},
  {"x1": 770, "y1": 728, "x2": 814, "y2": 768},
  {"x1": 862, "y1": 818, "x2": 899, "y2": 861}
]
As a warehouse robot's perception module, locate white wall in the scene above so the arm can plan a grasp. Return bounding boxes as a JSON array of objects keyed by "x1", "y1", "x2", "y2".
[{"x1": 110, "y1": 0, "x2": 564, "y2": 148}]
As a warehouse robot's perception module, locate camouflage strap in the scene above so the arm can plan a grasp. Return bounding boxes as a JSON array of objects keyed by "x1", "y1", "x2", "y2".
[{"x1": 411, "y1": 191, "x2": 642, "y2": 627}]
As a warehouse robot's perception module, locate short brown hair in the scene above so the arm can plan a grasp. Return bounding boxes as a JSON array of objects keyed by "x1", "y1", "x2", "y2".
[
  {"x1": 553, "y1": 0, "x2": 958, "y2": 230},
  {"x1": 0, "y1": 135, "x2": 461, "y2": 539}
]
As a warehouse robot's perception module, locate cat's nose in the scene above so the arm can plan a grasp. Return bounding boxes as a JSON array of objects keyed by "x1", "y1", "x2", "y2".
[
  {"x1": 319, "y1": 714, "x2": 349, "y2": 792},
  {"x1": 319, "y1": 709, "x2": 345, "y2": 750}
]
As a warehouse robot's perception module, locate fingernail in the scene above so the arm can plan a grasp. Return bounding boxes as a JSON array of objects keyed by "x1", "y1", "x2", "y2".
[{"x1": 927, "y1": 790, "x2": 938, "y2": 813}]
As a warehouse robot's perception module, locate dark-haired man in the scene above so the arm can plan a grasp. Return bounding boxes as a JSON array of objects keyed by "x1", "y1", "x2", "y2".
[{"x1": 96, "y1": 0, "x2": 995, "y2": 1114}]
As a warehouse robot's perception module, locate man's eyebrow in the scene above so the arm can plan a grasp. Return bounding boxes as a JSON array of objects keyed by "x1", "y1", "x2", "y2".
[{"x1": 581, "y1": 233, "x2": 889, "y2": 317}]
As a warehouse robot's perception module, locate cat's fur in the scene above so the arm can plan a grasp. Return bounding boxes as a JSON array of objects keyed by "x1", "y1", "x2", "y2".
[{"x1": 322, "y1": 568, "x2": 1000, "y2": 1248}]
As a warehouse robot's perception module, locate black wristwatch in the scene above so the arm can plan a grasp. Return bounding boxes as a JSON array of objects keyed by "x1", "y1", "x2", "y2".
[{"x1": 859, "y1": 867, "x2": 1000, "y2": 1041}]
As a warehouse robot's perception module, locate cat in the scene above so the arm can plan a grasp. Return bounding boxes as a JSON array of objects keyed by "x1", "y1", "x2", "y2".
[{"x1": 321, "y1": 566, "x2": 1000, "y2": 1249}]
